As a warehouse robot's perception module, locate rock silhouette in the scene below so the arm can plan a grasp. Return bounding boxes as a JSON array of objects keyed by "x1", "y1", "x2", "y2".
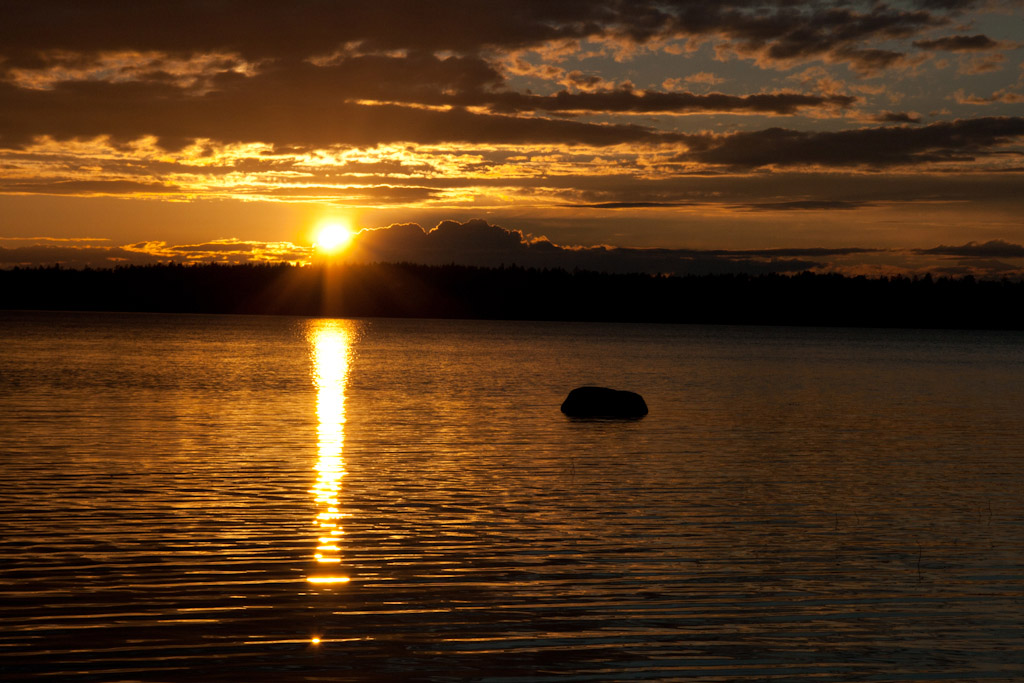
[{"x1": 560, "y1": 386, "x2": 648, "y2": 419}]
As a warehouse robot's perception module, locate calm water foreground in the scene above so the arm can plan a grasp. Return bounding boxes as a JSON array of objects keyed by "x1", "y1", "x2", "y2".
[{"x1": 1, "y1": 310, "x2": 1023, "y2": 681}]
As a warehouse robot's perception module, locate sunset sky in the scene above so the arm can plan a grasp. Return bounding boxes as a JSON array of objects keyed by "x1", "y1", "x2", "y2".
[{"x1": 1, "y1": 0, "x2": 1022, "y2": 276}]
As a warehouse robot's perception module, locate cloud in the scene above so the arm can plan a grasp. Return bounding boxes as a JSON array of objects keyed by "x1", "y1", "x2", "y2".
[
  {"x1": 662, "y1": 73, "x2": 725, "y2": 90},
  {"x1": 0, "y1": 2, "x2": 957, "y2": 67},
  {"x1": 7, "y1": 222, "x2": 1024, "y2": 280},
  {"x1": 915, "y1": 239, "x2": 1024, "y2": 258},
  {"x1": 958, "y1": 53, "x2": 1006, "y2": 75},
  {"x1": 342, "y1": 218, "x2": 827, "y2": 274},
  {"x1": 2, "y1": 220, "x2": 834, "y2": 274},
  {"x1": 335, "y1": 159, "x2": 435, "y2": 176},
  {"x1": 5, "y1": 138, "x2": 1021, "y2": 209},
  {"x1": 0, "y1": 2, "x2": 985, "y2": 96},
  {"x1": 571, "y1": 201, "x2": 696, "y2": 209},
  {"x1": 0, "y1": 236, "x2": 110, "y2": 243},
  {"x1": 698, "y1": 3, "x2": 945, "y2": 73},
  {"x1": 3, "y1": 50, "x2": 260, "y2": 92},
  {"x1": 955, "y1": 88, "x2": 1024, "y2": 105},
  {"x1": 0, "y1": 42, "x2": 855, "y2": 153},
  {"x1": 0, "y1": 0, "x2": 1020, "y2": 233},
  {"x1": 679, "y1": 116, "x2": 1024, "y2": 169},
  {"x1": 484, "y1": 89, "x2": 856, "y2": 115},
  {"x1": 311, "y1": 219, "x2": 1024, "y2": 279},
  {"x1": 0, "y1": 2, "x2": 597, "y2": 63},
  {"x1": 573, "y1": 199, "x2": 872, "y2": 211},
  {"x1": 685, "y1": 72, "x2": 725, "y2": 86},
  {"x1": 0, "y1": 238, "x2": 309, "y2": 268},
  {"x1": 732, "y1": 200, "x2": 872, "y2": 211},
  {"x1": 0, "y1": 178, "x2": 182, "y2": 196},
  {"x1": 246, "y1": 184, "x2": 441, "y2": 204},
  {"x1": 0, "y1": 244, "x2": 164, "y2": 268},
  {"x1": 337, "y1": 218, "x2": 1024, "y2": 281},
  {"x1": 908, "y1": 239, "x2": 1024, "y2": 277},
  {"x1": 931, "y1": 259, "x2": 1023, "y2": 276},
  {"x1": 913, "y1": 34, "x2": 1000, "y2": 51},
  {"x1": 872, "y1": 111, "x2": 923, "y2": 124},
  {"x1": 0, "y1": 78, "x2": 686, "y2": 150}
]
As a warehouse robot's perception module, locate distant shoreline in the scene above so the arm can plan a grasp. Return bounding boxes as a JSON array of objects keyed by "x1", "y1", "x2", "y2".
[{"x1": 3, "y1": 262, "x2": 1023, "y2": 331}]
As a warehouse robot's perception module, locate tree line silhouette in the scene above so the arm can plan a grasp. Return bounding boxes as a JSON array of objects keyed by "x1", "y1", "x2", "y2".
[{"x1": 2, "y1": 262, "x2": 1022, "y2": 329}]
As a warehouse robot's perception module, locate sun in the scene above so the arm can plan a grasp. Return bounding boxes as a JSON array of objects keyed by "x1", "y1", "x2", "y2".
[{"x1": 315, "y1": 221, "x2": 354, "y2": 254}]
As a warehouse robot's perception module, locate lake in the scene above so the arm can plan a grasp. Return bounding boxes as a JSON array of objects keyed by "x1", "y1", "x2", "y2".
[{"x1": 2, "y1": 310, "x2": 1023, "y2": 681}]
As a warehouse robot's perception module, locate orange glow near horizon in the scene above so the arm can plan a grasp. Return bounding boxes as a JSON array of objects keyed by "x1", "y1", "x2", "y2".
[{"x1": 306, "y1": 320, "x2": 356, "y2": 586}]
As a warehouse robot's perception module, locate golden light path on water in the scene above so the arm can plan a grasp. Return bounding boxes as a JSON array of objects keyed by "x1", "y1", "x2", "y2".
[{"x1": 307, "y1": 320, "x2": 354, "y2": 586}]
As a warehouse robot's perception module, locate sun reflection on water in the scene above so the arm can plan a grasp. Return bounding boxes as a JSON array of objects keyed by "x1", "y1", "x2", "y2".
[{"x1": 307, "y1": 319, "x2": 355, "y2": 585}]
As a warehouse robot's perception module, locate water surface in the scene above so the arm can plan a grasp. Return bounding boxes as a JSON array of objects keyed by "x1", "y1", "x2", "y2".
[{"x1": 2, "y1": 311, "x2": 1023, "y2": 680}]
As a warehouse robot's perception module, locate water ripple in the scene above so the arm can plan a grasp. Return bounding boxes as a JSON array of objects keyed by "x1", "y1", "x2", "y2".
[{"x1": 1, "y1": 312, "x2": 1023, "y2": 680}]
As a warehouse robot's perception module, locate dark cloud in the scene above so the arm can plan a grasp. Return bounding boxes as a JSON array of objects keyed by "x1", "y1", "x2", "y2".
[
  {"x1": 0, "y1": 1, "x2": 974, "y2": 78},
  {"x1": 0, "y1": 178, "x2": 181, "y2": 195},
  {"x1": 831, "y1": 47, "x2": 909, "y2": 73},
  {"x1": 913, "y1": 34, "x2": 1000, "y2": 51},
  {"x1": 235, "y1": 54, "x2": 505, "y2": 108},
  {"x1": 0, "y1": 238, "x2": 310, "y2": 268},
  {"x1": 733, "y1": 200, "x2": 871, "y2": 211},
  {"x1": 172, "y1": 242, "x2": 256, "y2": 254},
  {"x1": 0, "y1": 42, "x2": 852, "y2": 152},
  {"x1": 343, "y1": 218, "x2": 825, "y2": 275},
  {"x1": 10, "y1": 222, "x2": 1023, "y2": 280},
  {"x1": 0, "y1": 0, "x2": 1017, "y2": 231},
  {"x1": 572, "y1": 201, "x2": 696, "y2": 209},
  {"x1": 911, "y1": 1, "x2": 983, "y2": 9},
  {"x1": 0, "y1": 244, "x2": 163, "y2": 268},
  {"x1": 0, "y1": 79, "x2": 682, "y2": 150},
  {"x1": 0, "y1": 1, "x2": 625, "y2": 63},
  {"x1": 561, "y1": 169, "x2": 1024, "y2": 207},
  {"x1": 337, "y1": 160, "x2": 436, "y2": 176},
  {"x1": 0, "y1": 2, "x2": 947, "y2": 61},
  {"x1": 929, "y1": 258, "x2": 1021, "y2": 276},
  {"x1": 387, "y1": 168, "x2": 1024, "y2": 209},
  {"x1": 484, "y1": 89, "x2": 856, "y2": 115},
  {"x1": 872, "y1": 111, "x2": 922, "y2": 124},
  {"x1": 726, "y1": 247, "x2": 879, "y2": 257},
  {"x1": 674, "y1": 3, "x2": 943, "y2": 72},
  {"x1": 915, "y1": 240, "x2": 1024, "y2": 258},
  {"x1": 958, "y1": 53, "x2": 1006, "y2": 75},
  {"x1": 680, "y1": 116, "x2": 1024, "y2": 168},
  {"x1": 251, "y1": 185, "x2": 440, "y2": 203},
  {"x1": 0, "y1": 1, "x2": 1008, "y2": 159},
  {"x1": 956, "y1": 87, "x2": 1024, "y2": 105},
  {"x1": 573, "y1": 198, "x2": 868, "y2": 211}
]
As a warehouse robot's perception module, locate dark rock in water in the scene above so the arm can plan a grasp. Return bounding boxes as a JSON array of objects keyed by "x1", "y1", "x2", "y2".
[{"x1": 560, "y1": 386, "x2": 648, "y2": 418}]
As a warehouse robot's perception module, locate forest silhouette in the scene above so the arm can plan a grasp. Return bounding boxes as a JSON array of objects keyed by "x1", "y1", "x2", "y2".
[{"x1": 2, "y1": 262, "x2": 1022, "y2": 330}]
